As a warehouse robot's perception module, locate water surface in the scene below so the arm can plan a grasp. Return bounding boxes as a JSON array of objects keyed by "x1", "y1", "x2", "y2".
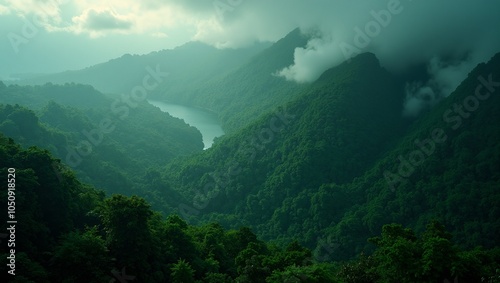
[{"x1": 148, "y1": 100, "x2": 224, "y2": 149}]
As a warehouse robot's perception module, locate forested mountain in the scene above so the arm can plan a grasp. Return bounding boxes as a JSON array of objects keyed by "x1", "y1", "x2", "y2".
[
  {"x1": 1, "y1": 21, "x2": 499, "y2": 281},
  {"x1": 16, "y1": 42, "x2": 269, "y2": 96},
  {"x1": 164, "y1": 52, "x2": 404, "y2": 229},
  {"x1": 1, "y1": 134, "x2": 498, "y2": 282},
  {"x1": 162, "y1": 51, "x2": 500, "y2": 264},
  {"x1": 15, "y1": 29, "x2": 310, "y2": 133},
  {"x1": 0, "y1": 82, "x2": 202, "y2": 213},
  {"x1": 326, "y1": 52, "x2": 500, "y2": 258},
  {"x1": 150, "y1": 28, "x2": 311, "y2": 132}
]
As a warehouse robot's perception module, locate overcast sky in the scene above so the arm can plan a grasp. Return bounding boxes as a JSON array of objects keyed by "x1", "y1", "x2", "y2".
[{"x1": 1, "y1": 0, "x2": 500, "y2": 87}]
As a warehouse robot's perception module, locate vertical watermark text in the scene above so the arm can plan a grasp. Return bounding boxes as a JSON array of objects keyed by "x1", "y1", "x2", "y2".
[{"x1": 6, "y1": 167, "x2": 17, "y2": 276}]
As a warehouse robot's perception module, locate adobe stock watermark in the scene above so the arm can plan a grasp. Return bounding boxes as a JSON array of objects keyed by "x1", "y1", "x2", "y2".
[
  {"x1": 313, "y1": 233, "x2": 341, "y2": 262},
  {"x1": 7, "y1": 0, "x2": 66, "y2": 54},
  {"x1": 480, "y1": 268, "x2": 500, "y2": 283},
  {"x1": 213, "y1": 0, "x2": 244, "y2": 21},
  {"x1": 64, "y1": 65, "x2": 169, "y2": 168},
  {"x1": 384, "y1": 73, "x2": 500, "y2": 191},
  {"x1": 109, "y1": 267, "x2": 135, "y2": 283},
  {"x1": 178, "y1": 105, "x2": 295, "y2": 221},
  {"x1": 339, "y1": 0, "x2": 409, "y2": 61},
  {"x1": 51, "y1": 161, "x2": 71, "y2": 184}
]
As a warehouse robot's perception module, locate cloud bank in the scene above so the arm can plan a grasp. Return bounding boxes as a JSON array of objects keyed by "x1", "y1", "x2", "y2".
[
  {"x1": 2, "y1": 0, "x2": 500, "y2": 99},
  {"x1": 166, "y1": 0, "x2": 500, "y2": 112},
  {"x1": 166, "y1": 0, "x2": 499, "y2": 116}
]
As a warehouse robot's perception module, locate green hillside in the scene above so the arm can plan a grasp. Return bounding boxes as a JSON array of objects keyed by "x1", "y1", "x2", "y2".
[
  {"x1": 14, "y1": 29, "x2": 311, "y2": 133},
  {"x1": 16, "y1": 42, "x2": 269, "y2": 96},
  {"x1": 320, "y1": 52, "x2": 500, "y2": 259},
  {"x1": 0, "y1": 82, "x2": 203, "y2": 213},
  {"x1": 163, "y1": 52, "x2": 500, "y2": 265},
  {"x1": 1, "y1": 23, "x2": 499, "y2": 282},
  {"x1": 152, "y1": 28, "x2": 311, "y2": 132},
  {"x1": 1, "y1": 134, "x2": 498, "y2": 282},
  {"x1": 164, "y1": 52, "x2": 405, "y2": 236}
]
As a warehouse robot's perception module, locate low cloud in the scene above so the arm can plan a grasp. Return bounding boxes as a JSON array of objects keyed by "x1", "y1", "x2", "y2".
[
  {"x1": 403, "y1": 47, "x2": 494, "y2": 117},
  {"x1": 276, "y1": 35, "x2": 345, "y2": 83},
  {"x1": 272, "y1": 1, "x2": 500, "y2": 85},
  {"x1": 402, "y1": 83, "x2": 437, "y2": 118},
  {"x1": 2, "y1": 0, "x2": 500, "y2": 92},
  {"x1": 69, "y1": 8, "x2": 134, "y2": 37},
  {"x1": 0, "y1": 4, "x2": 10, "y2": 15},
  {"x1": 79, "y1": 9, "x2": 133, "y2": 31}
]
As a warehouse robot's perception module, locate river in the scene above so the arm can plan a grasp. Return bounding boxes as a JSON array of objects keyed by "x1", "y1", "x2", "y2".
[{"x1": 148, "y1": 100, "x2": 225, "y2": 149}]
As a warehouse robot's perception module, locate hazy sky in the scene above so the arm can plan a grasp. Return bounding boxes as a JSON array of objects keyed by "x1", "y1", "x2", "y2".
[{"x1": 1, "y1": 0, "x2": 500, "y2": 87}]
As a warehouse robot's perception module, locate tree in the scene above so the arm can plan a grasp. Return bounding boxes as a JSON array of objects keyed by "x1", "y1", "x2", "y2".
[
  {"x1": 51, "y1": 228, "x2": 111, "y2": 283},
  {"x1": 266, "y1": 263, "x2": 338, "y2": 283},
  {"x1": 235, "y1": 242, "x2": 270, "y2": 282},
  {"x1": 203, "y1": 272, "x2": 233, "y2": 283},
  {"x1": 337, "y1": 253, "x2": 378, "y2": 283},
  {"x1": 7, "y1": 107, "x2": 39, "y2": 138},
  {"x1": 171, "y1": 259, "x2": 195, "y2": 283},
  {"x1": 368, "y1": 224, "x2": 420, "y2": 282},
  {"x1": 99, "y1": 195, "x2": 154, "y2": 279}
]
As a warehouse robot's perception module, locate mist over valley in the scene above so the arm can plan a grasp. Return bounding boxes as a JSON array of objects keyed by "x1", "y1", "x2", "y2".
[{"x1": 1, "y1": 1, "x2": 500, "y2": 282}]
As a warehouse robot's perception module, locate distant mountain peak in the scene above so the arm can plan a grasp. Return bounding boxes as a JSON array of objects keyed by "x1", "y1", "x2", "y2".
[{"x1": 316, "y1": 52, "x2": 382, "y2": 83}]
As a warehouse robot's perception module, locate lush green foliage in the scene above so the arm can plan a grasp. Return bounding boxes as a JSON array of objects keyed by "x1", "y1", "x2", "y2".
[
  {"x1": 162, "y1": 28, "x2": 310, "y2": 132},
  {"x1": 0, "y1": 136, "x2": 500, "y2": 283},
  {"x1": 14, "y1": 29, "x2": 308, "y2": 133},
  {"x1": 163, "y1": 52, "x2": 500, "y2": 266},
  {"x1": 0, "y1": 82, "x2": 202, "y2": 213},
  {"x1": 164, "y1": 52, "x2": 406, "y2": 246},
  {"x1": 1, "y1": 134, "x2": 498, "y2": 282},
  {"x1": 1, "y1": 28, "x2": 499, "y2": 282}
]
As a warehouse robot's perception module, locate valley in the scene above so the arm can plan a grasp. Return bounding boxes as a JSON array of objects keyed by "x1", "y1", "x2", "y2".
[
  {"x1": 148, "y1": 100, "x2": 225, "y2": 149},
  {"x1": 1, "y1": 2, "x2": 499, "y2": 281}
]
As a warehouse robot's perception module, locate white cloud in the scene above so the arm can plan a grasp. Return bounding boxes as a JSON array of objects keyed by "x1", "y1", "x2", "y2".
[
  {"x1": 402, "y1": 53, "x2": 486, "y2": 118},
  {"x1": 0, "y1": 4, "x2": 10, "y2": 15},
  {"x1": 71, "y1": 8, "x2": 133, "y2": 37},
  {"x1": 2, "y1": 0, "x2": 500, "y2": 83},
  {"x1": 277, "y1": 36, "x2": 344, "y2": 83},
  {"x1": 1, "y1": 0, "x2": 192, "y2": 39},
  {"x1": 3, "y1": 0, "x2": 66, "y2": 24},
  {"x1": 273, "y1": 1, "x2": 500, "y2": 84},
  {"x1": 3, "y1": 0, "x2": 60, "y2": 16}
]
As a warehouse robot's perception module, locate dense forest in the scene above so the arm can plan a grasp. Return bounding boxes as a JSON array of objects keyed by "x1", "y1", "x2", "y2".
[
  {"x1": 163, "y1": 52, "x2": 500, "y2": 263},
  {"x1": 1, "y1": 23, "x2": 499, "y2": 282},
  {"x1": 16, "y1": 29, "x2": 309, "y2": 133},
  {"x1": 0, "y1": 82, "x2": 202, "y2": 213},
  {"x1": 0, "y1": 134, "x2": 499, "y2": 282}
]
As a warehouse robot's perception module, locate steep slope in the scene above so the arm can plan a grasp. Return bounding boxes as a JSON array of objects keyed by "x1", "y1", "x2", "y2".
[
  {"x1": 0, "y1": 133, "x2": 106, "y2": 282},
  {"x1": 165, "y1": 52, "x2": 405, "y2": 236},
  {"x1": 0, "y1": 83, "x2": 202, "y2": 212},
  {"x1": 3, "y1": 134, "x2": 496, "y2": 282},
  {"x1": 153, "y1": 28, "x2": 311, "y2": 132},
  {"x1": 311, "y1": 52, "x2": 500, "y2": 260},
  {"x1": 165, "y1": 52, "x2": 500, "y2": 263},
  {"x1": 17, "y1": 28, "x2": 310, "y2": 133},
  {"x1": 0, "y1": 134, "x2": 312, "y2": 282}
]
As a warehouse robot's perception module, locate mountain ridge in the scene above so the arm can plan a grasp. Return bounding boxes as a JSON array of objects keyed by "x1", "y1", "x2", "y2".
[{"x1": 160, "y1": 50, "x2": 500, "y2": 262}]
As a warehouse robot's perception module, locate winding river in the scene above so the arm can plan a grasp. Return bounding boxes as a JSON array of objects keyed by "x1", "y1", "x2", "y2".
[{"x1": 148, "y1": 100, "x2": 225, "y2": 149}]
